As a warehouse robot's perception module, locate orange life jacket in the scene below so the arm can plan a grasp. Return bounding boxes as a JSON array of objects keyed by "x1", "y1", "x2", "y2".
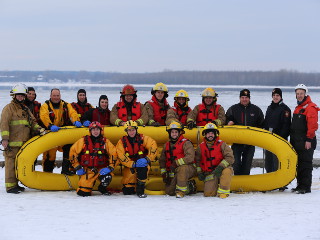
[
  {"x1": 121, "y1": 134, "x2": 147, "y2": 162},
  {"x1": 116, "y1": 100, "x2": 141, "y2": 121},
  {"x1": 199, "y1": 139, "x2": 224, "y2": 172},
  {"x1": 80, "y1": 135, "x2": 109, "y2": 168},
  {"x1": 147, "y1": 96, "x2": 169, "y2": 125},
  {"x1": 164, "y1": 134, "x2": 189, "y2": 171},
  {"x1": 45, "y1": 100, "x2": 72, "y2": 127},
  {"x1": 172, "y1": 102, "x2": 191, "y2": 125},
  {"x1": 92, "y1": 108, "x2": 110, "y2": 125},
  {"x1": 196, "y1": 103, "x2": 221, "y2": 126},
  {"x1": 71, "y1": 102, "x2": 92, "y2": 118}
]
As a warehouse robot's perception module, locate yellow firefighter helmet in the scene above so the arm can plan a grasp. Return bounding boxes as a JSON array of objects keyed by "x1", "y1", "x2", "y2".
[
  {"x1": 124, "y1": 120, "x2": 138, "y2": 131},
  {"x1": 202, "y1": 122, "x2": 219, "y2": 136},
  {"x1": 201, "y1": 87, "x2": 217, "y2": 98}
]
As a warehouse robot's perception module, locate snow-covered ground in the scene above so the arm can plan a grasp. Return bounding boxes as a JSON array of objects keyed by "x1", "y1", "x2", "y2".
[{"x1": 0, "y1": 166, "x2": 319, "y2": 240}]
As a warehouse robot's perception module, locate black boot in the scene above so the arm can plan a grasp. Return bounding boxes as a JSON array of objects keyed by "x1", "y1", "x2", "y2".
[
  {"x1": 61, "y1": 159, "x2": 75, "y2": 175},
  {"x1": 43, "y1": 160, "x2": 55, "y2": 173},
  {"x1": 187, "y1": 179, "x2": 197, "y2": 194},
  {"x1": 7, "y1": 186, "x2": 22, "y2": 194},
  {"x1": 98, "y1": 174, "x2": 112, "y2": 195},
  {"x1": 136, "y1": 181, "x2": 147, "y2": 198}
]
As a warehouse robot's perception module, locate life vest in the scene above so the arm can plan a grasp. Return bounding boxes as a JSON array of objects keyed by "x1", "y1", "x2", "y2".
[
  {"x1": 32, "y1": 101, "x2": 41, "y2": 118},
  {"x1": 196, "y1": 103, "x2": 221, "y2": 126},
  {"x1": 92, "y1": 108, "x2": 110, "y2": 125},
  {"x1": 45, "y1": 100, "x2": 73, "y2": 126},
  {"x1": 147, "y1": 96, "x2": 169, "y2": 125},
  {"x1": 121, "y1": 134, "x2": 147, "y2": 162},
  {"x1": 172, "y1": 102, "x2": 191, "y2": 125},
  {"x1": 116, "y1": 100, "x2": 141, "y2": 121},
  {"x1": 164, "y1": 135, "x2": 189, "y2": 171},
  {"x1": 80, "y1": 135, "x2": 109, "y2": 168},
  {"x1": 71, "y1": 102, "x2": 92, "y2": 118},
  {"x1": 199, "y1": 139, "x2": 224, "y2": 172}
]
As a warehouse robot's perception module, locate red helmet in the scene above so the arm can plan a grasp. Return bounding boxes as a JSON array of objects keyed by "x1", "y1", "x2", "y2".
[
  {"x1": 121, "y1": 85, "x2": 137, "y2": 96},
  {"x1": 89, "y1": 121, "x2": 102, "y2": 131}
]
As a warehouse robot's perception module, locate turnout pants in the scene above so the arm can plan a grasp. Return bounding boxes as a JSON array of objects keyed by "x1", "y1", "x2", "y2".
[
  {"x1": 77, "y1": 168, "x2": 112, "y2": 196},
  {"x1": 203, "y1": 167, "x2": 233, "y2": 197},
  {"x1": 121, "y1": 166, "x2": 149, "y2": 195},
  {"x1": 165, "y1": 165, "x2": 196, "y2": 196},
  {"x1": 3, "y1": 147, "x2": 20, "y2": 190}
]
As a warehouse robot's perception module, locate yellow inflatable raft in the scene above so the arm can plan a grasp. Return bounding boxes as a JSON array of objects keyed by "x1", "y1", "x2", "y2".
[{"x1": 16, "y1": 126, "x2": 297, "y2": 193}]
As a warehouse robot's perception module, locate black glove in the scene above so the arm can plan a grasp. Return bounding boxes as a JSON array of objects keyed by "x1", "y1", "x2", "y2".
[
  {"x1": 198, "y1": 172, "x2": 206, "y2": 181},
  {"x1": 212, "y1": 166, "x2": 224, "y2": 178},
  {"x1": 151, "y1": 121, "x2": 161, "y2": 127},
  {"x1": 187, "y1": 121, "x2": 196, "y2": 130}
]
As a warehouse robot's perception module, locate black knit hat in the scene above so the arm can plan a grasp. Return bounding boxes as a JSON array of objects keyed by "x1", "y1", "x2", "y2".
[
  {"x1": 77, "y1": 89, "x2": 86, "y2": 95},
  {"x1": 28, "y1": 87, "x2": 35, "y2": 92},
  {"x1": 272, "y1": 88, "x2": 282, "y2": 98},
  {"x1": 240, "y1": 89, "x2": 250, "y2": 98}
]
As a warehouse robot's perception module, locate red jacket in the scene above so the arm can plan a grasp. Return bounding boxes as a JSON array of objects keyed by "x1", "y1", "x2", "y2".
[{"x1": 293, "y1": 95, "x2": 319, "y2": 140}]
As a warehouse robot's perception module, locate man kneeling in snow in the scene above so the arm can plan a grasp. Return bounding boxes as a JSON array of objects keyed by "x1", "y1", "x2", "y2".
[
  {"x1": 196, "y1": 123, "x2": 234, "y2": 198},
  {"x1": 69, "y1": 121, "x2": 118, "y2": 196}
]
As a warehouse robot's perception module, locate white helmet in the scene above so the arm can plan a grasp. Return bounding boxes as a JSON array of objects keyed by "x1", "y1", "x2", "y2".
[
  {"x1": 10, "y1": 83, "x2": 28, "y2": 96},
  {"x1": 295, "y1": 84, "x2": 308, "y2": 95}
]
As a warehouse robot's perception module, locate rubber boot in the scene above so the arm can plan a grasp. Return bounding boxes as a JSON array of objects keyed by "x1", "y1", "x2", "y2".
[
  {"x1": 43, "y1": 160, "x2": 55, "y2": 173},
  {"x1": 61, "y1": 159, "x2": 75, "y2": 175},
  {"x1": 187, "y1": 179, "x2": 197, "y2": 195},
  {"x1": 136, "y1": 181, "x2": 147, "y2": 198},
  {"x1": 98, "y1": 174, "x2": 112, "y2": 195}
]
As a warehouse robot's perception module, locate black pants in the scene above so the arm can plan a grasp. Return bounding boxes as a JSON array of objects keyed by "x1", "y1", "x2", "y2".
[
  {"x1": 232, "y1": 144, "x2": 255, "y2": 175},
  {"x1": 296, "y1": 148, "x2": 314, "y2": 191},
  {"x1": 265, "y1": 150, "x2": 279, "y2": 173}
]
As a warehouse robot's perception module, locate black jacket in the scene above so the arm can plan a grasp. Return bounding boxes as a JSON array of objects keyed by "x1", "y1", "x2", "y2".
[
  {"x1": 226, "y1": 102, "x2": 264, "y2": 128},
  {"x1": 264, "y1": 100, "x2": 291, "y2": 139}
]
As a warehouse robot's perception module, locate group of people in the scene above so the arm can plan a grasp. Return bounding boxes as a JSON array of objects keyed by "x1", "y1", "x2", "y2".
[{"x1": 0, "y1": 82, "x2": 318, "y2": 196}]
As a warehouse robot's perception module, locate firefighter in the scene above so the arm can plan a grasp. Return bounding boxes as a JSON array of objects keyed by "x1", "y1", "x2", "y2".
[
  {"x1": 81, "y1": 95, "x2": 111, "y2": 126},
  {"x1": 25, "y1": 87, "x2": 42, "y2": 124},
  {"x1": 116, "y1": 120, "x2": 158, "y2": 198},
  {"x1": 186, "y1": 87, "x2": 226, "y2": 129},
  {"x1": 110, "y1": 84, "x2": 148, "y2": 126},
  {"x1": 0, "y1": 83, "x2": 44, "y2": 193},
  {"x1": 69, "y1": 121, "x2": 118, "y2": 196},
  {"x1": 159, "y1": 121, "x2": 197, "y2": 198},
  {"x1": 71, "y1": 89, "x2": 93, "y2": 120},
  {"x1": 196, "y1": 123, "x2": 234, "y2": 198},
  {"x1": 166, "y1": 89, "x2": 191, "y2": 126},
  {"x1": 145, "y1": 82, "x2": 170, "y2": 126},
  {"x1": 290, "y1": 84, "x2": 319, "y2": 194},
  {"x1": 39, "y1": 88, "x2": 82, "y2": 174}
]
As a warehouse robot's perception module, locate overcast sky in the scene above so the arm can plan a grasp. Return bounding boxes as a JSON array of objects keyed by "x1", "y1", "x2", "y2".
[{"x1": 0, "y1": 0, "x2": 319, "y2": 73}]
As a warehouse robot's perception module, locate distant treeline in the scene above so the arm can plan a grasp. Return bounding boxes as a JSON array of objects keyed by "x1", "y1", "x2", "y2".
[{"x1": 1, "y1": 70, "x2": 320, "y2": 86}]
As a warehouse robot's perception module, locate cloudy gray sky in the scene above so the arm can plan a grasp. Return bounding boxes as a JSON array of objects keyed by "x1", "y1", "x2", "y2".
[{"x1": 0, "y1": 0, "x2": 319, "y2": 73}]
